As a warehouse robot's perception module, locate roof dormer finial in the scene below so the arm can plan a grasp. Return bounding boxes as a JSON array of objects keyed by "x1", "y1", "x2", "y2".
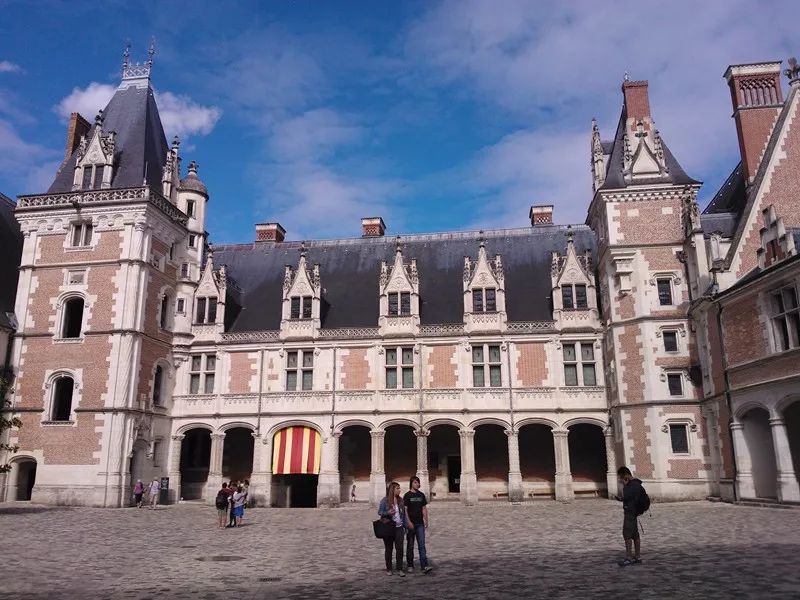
[
  {"x1": 122, "y1": 41, "x2": 131, "y2": 69},
  {"x1": 147, "y1": 37, "x2": 156, "y2": 66}
]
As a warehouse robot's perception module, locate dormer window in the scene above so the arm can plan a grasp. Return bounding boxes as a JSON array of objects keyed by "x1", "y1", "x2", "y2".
[
  {"x1": 462, "y1": 238, "x2": 505, "y2": 332},
  {"x1": 561, "y1": 284, "x2": 587, "y2": 309},
  {"x1": 195, "y1": 296, "x2": 217, "y2": 324},
  {"x1": 70, "y1": 222, "x2": 93, "y2": 248},
  {"x1": 82, "y1": 165, "x2": 99, "y2": 190},
  {"x1": 472, "y1": 288, "x2": 496, "y2": 312},
  {"x1": 290, "y1": 296, "x2": 313, "y2": 319},
  {"x1": 186, "y1": 199, "x2": 196, "y2": 218},
  {"x1": 388, "y1": 292, "x2": 411, "y2": 316},
  {"x1": 281, "y1": 244, "x2": 321, "y2": 339}
]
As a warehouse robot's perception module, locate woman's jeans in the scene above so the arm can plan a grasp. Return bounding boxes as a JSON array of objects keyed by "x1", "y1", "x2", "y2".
[
  {"x1": 383, "y1": 527, "x2": 404, "y2": 570},
  {"x1": 406, "y1": 524, "x2": 428, "y2": 568}
]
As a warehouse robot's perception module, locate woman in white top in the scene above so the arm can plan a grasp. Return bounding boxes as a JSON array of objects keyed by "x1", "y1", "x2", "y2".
[{"x1": 148, "y1": 479, "x2": 160, "y2": 509}]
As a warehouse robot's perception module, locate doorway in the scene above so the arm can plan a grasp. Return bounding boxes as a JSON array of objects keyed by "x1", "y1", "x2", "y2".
[
  {"x1": 273, "y1": 474, "x2": 318, "y2": 507},
  {"x1": 13, "y1": 459, "x2": 37, "y2": 501},
  {"x1": 447, "y1": 455, "x2": 461, "y2": 493}
]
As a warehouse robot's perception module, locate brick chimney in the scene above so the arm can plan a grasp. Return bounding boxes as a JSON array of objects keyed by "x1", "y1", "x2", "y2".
[
  {"x1": 529, "y1": 205, "x2": 554, "y2": 226},
  {"x1": 724, "y1": 62, "x2": 784, "y2": 183},
  {"x1": 621, "y1": 80, "x2": 651, "y2": 122},
  {"x1": 64, "y1": 112, "x2": 91, "y2": 160},
  {"x1": 255, "y1": 222, "x2": 286, "y2": 242},
  {"x1": 361, "y1": 217, "x2": 386, "y2": 237}
]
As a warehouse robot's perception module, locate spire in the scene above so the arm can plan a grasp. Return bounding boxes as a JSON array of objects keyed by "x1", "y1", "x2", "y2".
[{"x1": 120, "y1": 41, "x2": 155, "y2": 90}]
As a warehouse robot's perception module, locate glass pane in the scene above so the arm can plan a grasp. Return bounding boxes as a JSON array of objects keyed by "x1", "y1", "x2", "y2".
[
  {"x1": 561, "y1": 285, "x2": 574, "y2": 309},
  {"x1": 385, "y1": 348, "x2": 397, "y2": 366},
  {"x1": 485, "y1": 288, "x2": 496, "y2": 311},
  {"x1": 287, "y1": 351, "x2": 298, "y2": 368},
  {"x1": 472, "y1": 365, "x2": 485, "y2": 387},
  {"x1": 789, "y1": 313, "x2": 800, "y2": 348},
  {"x1": 400, "y1": 292, "x2": 411, "y2": 315},
  {"x1": 207, "y1": 297, "x2": 218, "y2": 323},
  {"x1": 189, "y1": 374, "x2": 200, "y2": 394},
  {"x1": 575, "y1": 284, "x2": 587, "y2": 309},
  {"x1": 489, "y1": 365, "x2": 501, "y2": 387},
  {"x1": 773, "y1": 292, "x2": 785, "y2": 314},
  {"x1": 669, "y1": 425, "x2": 689, "y2": 453},
  {"x1": 63, "y1": 298, "x2": 84, "y2": 338},
  {"x1": 153, "y1": 367, "x2": 162, "y2": 405},
  {"x1": 776, "y1": 318, "x2": 790, "y2": 351},
  {"x1": 663, "y1": 332, "x2": 678, "y2": 352},
  {"x1": 204, "y1": 374, "x2": 215, "y2": 394},
  {"x1": 488, "y1": 345, "x2": 501, "y2": 363},
  {"x1": 562, "y1": 343, "x2": 576, "y2": 362},
  {"x1": 657, "y1": 279, "x2": 673, "y2": 305},
  {"x1": 302, "y1": 296, "x2": 312, "y2": 319},
  {"x1": 472, "y1": 289, "x2": 483, "y2": 312},
  {"x1": 401, "y1": 348, "x2": 414, "y2": 365},
  {"x1": 71, "y1": 225, "x2": 82, "y2": 247},
  {"x1": 564, "y1": 364, "x2": 578, "y2": 386},
  {"x1": 191, "y1": 356, "x2": 202, "y2": 371},
  {"x1": 205, "y1": 355, "x2": 216, "y2": 371},
  {"x1": 386, "y1": 368, "x2": 397, "y2": 389},
  {"x1": 186, "y1": 200, "x2": 195, "y2": 217},
  {"x1": 83, "y1": 223, "x2": 93, "y2": 245},
  {"x1": 302, "y1": 370, "x2": 313, "y2": 390},
  {"x1": 196, "y1": 297, "x2": 206, "y2": 323},
  {"x1": 667, "y1": 374, "x2": 683, "y2": 396},
  {"x1": 580, "y1": 343, "x2": 594, "y2": 361},
  {"x1": 388, "y1": 293, "x2": 398, "y2": 316},
  {"x1": 302, "y1": 351, "x2": 314, "y2": 368},
  {"x1": 783, "y1": 287, "x2": 798, "y2": 310},
  {"x1": 402, "y1": 367, "x2": 414, "y2": 388},
  {"x1": 290, "y1": 297, "x2": 300, "y2": 319},
  {"x1": 582, "y1": 364, "x2": 596, "y2": 386},
  {"x1": 286, "y1": 371, "x2": 297, "y2": 391},
  {"x1": 472, "y1": 346, "x2": 483, "y2": 364}
]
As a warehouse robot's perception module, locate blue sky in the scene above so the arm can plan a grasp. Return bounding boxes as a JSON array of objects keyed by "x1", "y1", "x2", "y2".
[{"x1": 0, "y1": 0, "x2": 796, "y2": 243}]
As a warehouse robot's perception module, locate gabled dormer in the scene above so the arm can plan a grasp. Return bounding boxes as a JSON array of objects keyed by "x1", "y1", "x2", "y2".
[
  {"x1": 379, "y1": 238, "x2": 420, "y2": 336},
  {"x1": 757, "y1": 205, "x2": 797, "y2": 270},
  {"x1": 71, "y1": 112, "x2": 116, "y2": 191},
  {"x1": 551, "y1": 227, "x2": 599, "y2": 330},
  {"x1": 280, "y1": 244, "x2": 321, "y2": 340},
  {"x1": 191, "y1": 251, "x2": 226, "y2": 341},
  {"x1": 463, "y1": 236, "x2": 506, "y2": 333}
]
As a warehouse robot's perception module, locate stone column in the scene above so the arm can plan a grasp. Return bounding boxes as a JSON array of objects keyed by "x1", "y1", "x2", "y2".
[
  {"x1": 770, "y1": 417, "x2": 800, "y2": 503},
  {"x1": 167, "y1": 434, "x2": 184, "y2": 504},
  {"x1": 250, "y1": 432, "x2": 272, "y2": 507},
  {"x1": 730, "y1": 421, "x2": 756, "y2": 499},
  {"x1": 317, "y1": 431, "x2": 342, "y2": 508},
  {"x1": 415, "y1": 429, "x2": 431, "y2": 498},
  {"x1": 459, "y1": 429, "x2": 478, "y2": 505},
  {"x1": 205, "y1": 432, "x2": 225, "y2": 502},
  {"x1": 369, "y1": 430, "x2": 386, "y2": 506},
  {"x1": 604, "y1": 426, "x2": 619, "y2": 499},
  {"x1": 553, "y1": 430, "x2": 574, "y2": 502},
  {"x1": 505, "y1": 429, "x2": 523, "y2": 502}
]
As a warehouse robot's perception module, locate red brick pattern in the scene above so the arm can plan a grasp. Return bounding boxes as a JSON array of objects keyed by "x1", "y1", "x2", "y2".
[
  {"x1": 705, "y1": 307, "x2": 726, "y2": 395},
  {"x1": 429, "y1": 345, "x2": 457, "y2": 388},
  {"x1": 616, "y1": 199, "x2": 682, "y2": 245},
  {"x1": 626, "y1": 407, "x2": 654, "y2": 478},
  {"x1": 229, "y1": 352, "x2": 258, "y2": 393},
  {"x1": 618, "y1": 325, "x2": 644, "y2": 403},
  {"x1": 340, "y1": 348, "x2": 371, "y2": 390},
  {"x1": 515, "y1": 342, "x2": 548, "y2": 386},
  {"x1": 662, "y1": 406, "x2": 710, "y2": 479},
  {"x1": 622, "y1": 80, "x2": 651, "y2": 122},
  {"x1": 38, "y1": 231, "x2": 123, "y2": 264},
  {"x1": 728, "y1": 349, "x2": 800, "y2": 389},
  {"x1": 721, "y1": 294, "x2": 769, "y2": 365}
]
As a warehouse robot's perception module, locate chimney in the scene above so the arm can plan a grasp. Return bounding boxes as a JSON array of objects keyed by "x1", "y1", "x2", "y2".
[
  {"x1": 64, "y1": 112, "x2": 91, "y2": 160},
  {"x1": 724, "y1": 62, "x2": 784, "y2": 183},
  {"x1": 255, "y1": 222, "x2": 286, "y2": 243},
  {"x1": 621, "y1": 80, "x2": 651, "y2": 122},
  {"x1": 361, "y1": 217, "x2": 386, "y2": 237},
  {"x1": 529, "y1": 205, "x2": 554, "y2": 226}
]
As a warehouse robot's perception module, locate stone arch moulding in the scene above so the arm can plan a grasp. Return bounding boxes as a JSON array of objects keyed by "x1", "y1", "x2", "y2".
[
  {"x1": 218, "y1": 421, "x2": 257, "y2": 434},
  {"x1": 377, "y1": 417, "x2": 421, "y2": 432},
  {"x1": 563, "y1": 416, "x2": 609, "y2": 430},
  {"x1": 175, "y1": 422, "x2": 214, "y2": 436},
  {"x1": 515, "y1": 417, "x2": 559, "y2": 431},
  {"x1": 734, "y1": 401, "x2": 771, "y2": 420},
  {"x1": 422, "y1": 417, "x2": 467, "y2": 431},
  {"x1": 467, "y1": 417, "x2": 512, "y2": 430},
  {"x1": 266, "y1": 419, "x2": 326, "y2": 439},
  {"x1": 333, "y1": 418, "x2": 376, "y2": 434},
  {"x1": 776, "y1": 394, "x2": 800, "y2": 416}
]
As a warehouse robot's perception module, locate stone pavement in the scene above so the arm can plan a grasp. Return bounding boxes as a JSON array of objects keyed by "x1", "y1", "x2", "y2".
[{"x1": 0, "y1": 499, "x2": 798, "y2": 599}]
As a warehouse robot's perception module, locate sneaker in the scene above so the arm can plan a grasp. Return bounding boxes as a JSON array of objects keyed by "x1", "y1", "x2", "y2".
[
  {"x1": 617, "y1": 558, "x2": 635, "y2": 567},
  {"x1": 397, "y1": 570, "x2": 406, "y2": 578},
  {"x1": 406, "y1": 566, "x2": 414, "y2": 573},
  {"x1": 632, "y1": 558, "x2": 642, "y2": 565},
  {"x1": 386, "y1": 569, "x2": 393, "y2": 576},
  {"x1": 423, "y1": 566, "x2": 433, "y2": 574}
]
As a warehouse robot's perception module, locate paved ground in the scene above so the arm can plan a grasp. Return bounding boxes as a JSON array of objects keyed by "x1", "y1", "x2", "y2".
[{"x1": 0, "y1": 499, "x2": 798, "y2": 599}]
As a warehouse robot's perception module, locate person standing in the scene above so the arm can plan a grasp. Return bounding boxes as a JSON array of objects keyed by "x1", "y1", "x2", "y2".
[
  {"x1": 231, "y1": 485, "x2": 247, "y2": 527},
  {"x1": 351, "y1": 484, "x2": 357, "y2": 502},
  {"x1": 133, "y1": 479, "x2": 145, "y2": 509},
  {"x1": 378, "y1": 481, "x2": 406, "y2": 576},
  {"x1": 227, "y1": 480, "x2": 238, "y2": 527},
  {"x1": 404, "y1": 476, "x2": 432, "y2": 574},
  {"x1": 215, "y1": 483, "x2": 230, "y2": 528},
  {"x1": 148, "y1": 478, "x2": 161, "y2": 510},
  {"x1": 617, "y1": 466, "x2": 647, "y2": 566}
]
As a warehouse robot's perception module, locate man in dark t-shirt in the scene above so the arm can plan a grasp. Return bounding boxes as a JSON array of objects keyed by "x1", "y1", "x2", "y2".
[{"x1": 403, "y1": 476, "x2": 432, "y2": 573}]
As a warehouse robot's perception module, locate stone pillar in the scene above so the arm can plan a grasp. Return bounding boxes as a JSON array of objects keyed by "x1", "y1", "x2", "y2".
[
  {"x1": 459, "y1": 429, "x2": 478, "y2": 505},
  {"x1": 730, "y1": 421, "x2": 756, "y2": 499},
  {"x1": 369, "y1": 430, "x2": 386, "y2": 506},
  {"x1": 317, "y1": 431, "x2": 341, "y2": 508},
  {"x1": 167, "y1": 434, "x2": 184, "y2": 504},
  {"x1": 205, "y1": 432, "x2": 225, "y2": 502},
  {"x1": 553, "y1": 430, "x2": 574, "y2": 502},
  {"x1": 415, "y1": 429, "x2": 431, "y2": 498},
  {"x1": 505, "y1": 429, "x2": 523, "y2": 502},
  {"x1": 770, "y1": 417, "x2": 800, "y2": 503},
  {"x1": 250, "y1": 432, "x2": 272, "y2": 507},
  {"x1": 605, "y1": 426, "x2": 619, "y2": 499}
]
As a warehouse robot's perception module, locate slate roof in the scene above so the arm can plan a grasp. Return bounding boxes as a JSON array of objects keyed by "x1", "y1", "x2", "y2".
[
  {"x1": 47, "y1": 84, "x2": 168, "y2": 194},
  {"x1": 700, "y1": 213, "x2": 738, "y2": 238},
  {"x1": 0, "y1": 193, "x2": 22, "y2": 330},
  {"x1": 213, "y1": 225, "x2": 596, "y2": 332}
]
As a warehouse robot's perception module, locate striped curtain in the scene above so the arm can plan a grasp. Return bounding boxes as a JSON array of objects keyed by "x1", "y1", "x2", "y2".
[{"x1": 272, "y1": 426, "x2": 322, "y2": 475}]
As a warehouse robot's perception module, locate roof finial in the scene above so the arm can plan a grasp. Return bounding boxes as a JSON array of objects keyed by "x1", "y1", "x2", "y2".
[
  {"x1": 147, "y1": 37, "x2": 156, "y2": 66},
  {"x1": 478, "y1": 230, "x2": 485, "y2": 248},
  {"x1": 566, "y1": 224, "x2": 574, "y2": 245},
  {"x1": 624, "y1": 70, "x2": 630, "y2": 82},
  {"x1": 188, "y1": 160, "x2": 198, "y2": 175},
  {"x1": 172, "y1": 135, "x2": 180, "y2": 151},
  {"x1": 300, "y1": 241, "x2": 307, "y2": 259},
  {"x1": 785, "y1": 57, "x2": 800, "y2": 84},
  {"x1": 95, "y1": 109, "x2": 104, "y2": 128},
  {"x1": 395, "y1": 235, "x2": 403, "y2": 255},
  {"x1": 122, "y1": 41, "x2": 131, "y2": 69}
]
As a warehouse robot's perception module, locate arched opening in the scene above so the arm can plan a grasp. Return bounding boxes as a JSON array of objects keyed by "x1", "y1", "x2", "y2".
[
  {"x1": 742, "y1": 408, "x2": 778, "y2": 499},
  {"x1": 384, "y1": 425, "x2": 416, "y2": 488},
  {"x1": 10, "y1": 458, "x2": 37, "y2": 501},
  {"x1": 152, "y1": 365, "x2": 164, "y2": 407},
  {"x1": 222, "y1": 427, "x2": 254, "y2": 484},
  {"x1": 568, "y1": 423, "x2": 608, "y2": 497},
  {"x1": 61, "y1": 298, "x2": 84, "y2": 338},
  {"x1": 271, "y1": 426, "x2": 320, "y2": 508},
  {"x1": 338, "y1": 425, "x2": 371, "y2": 503},
  {"x1": 785, "y1": 401, "x2": 800, "y2": 487},
  {"x1": 474, "y1": 424, "x2": 508, "y2": 500},
  {"x1": 51, "y1": 376, "x2": 74, "y2": 421},
  {"x1": 159, "y1": 294, "x2": 171, "y2": 330},
  {"x1": 179, "y1": 428, "x2": 211, "y2": 500},
  {"x1": 428, "y1": 424, "x2": 461, "y2": 500},
  {"x1": 129, "y1": 440, "x2": 148, "y2": 504},
  {"x1": 519, "y1": 424, "x2": 555, "y2": 499}
]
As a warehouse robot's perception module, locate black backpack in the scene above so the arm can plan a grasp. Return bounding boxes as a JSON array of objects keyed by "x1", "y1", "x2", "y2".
[
  {"x1": 635, "y1": 486, "x2": 651, "y2": 516},
  {"x1": 215, "y1": 490, "x2": 228, "y2": 510}
]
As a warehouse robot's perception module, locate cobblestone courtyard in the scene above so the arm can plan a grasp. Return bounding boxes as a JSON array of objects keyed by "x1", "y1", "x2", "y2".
[{"x1": 0, "y1": 500, "x2": 798, "y2": 599}]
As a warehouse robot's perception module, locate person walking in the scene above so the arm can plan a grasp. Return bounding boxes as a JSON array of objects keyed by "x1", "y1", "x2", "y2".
[
  {"x1": 351, "y1": 484, "x2": 357, "y2": 502},
  {"x1": 617, "y1": 466, "x2": 649, "y2": 566},
  {"x1": 133, "y1": 479, "x2": 145, "y2": 508},
  {"x1": 148, "y1": 478, "x2": 161, "y2": 510},
  {"x1": 227, "y1": 480, "x2": 238, "y2": 527},
  {"x1": 215, "y1": 483, "x2": 230, "y2": 528},
  {"x1": 242, "y1": 479, "x2": 250, "y2": 507},
  {"x1": 378, "y1": 481, "x2": 406, "y2": 576},
  {"x1": 231, "y1": 485, "x2": 247, "y2": 527},
  {"x1": 404, "y1": 476, "x2": 432, "y2": 574}
]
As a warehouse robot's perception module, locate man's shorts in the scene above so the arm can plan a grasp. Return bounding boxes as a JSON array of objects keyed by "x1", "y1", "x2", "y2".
[
  {"x1": 233, "y1": 505, "x2": 245, "y2": 518},
  {"x1": 623, "y1": 512, "x2": 639, "y2": 540}
]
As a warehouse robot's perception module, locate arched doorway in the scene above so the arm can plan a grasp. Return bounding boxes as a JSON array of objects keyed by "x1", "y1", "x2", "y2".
[
  {"x1": 10, "y1": 458, "x2": 37, "y2": 501},
  {"x1": 338, "y1": 425, "x2": 371, "y2": 503},
  {"x1": 222, "y1": 427, "x2": 254, "y2": 484},
  {"x1": 519, "y1": 424, "x2": 555, "y2": 499},
  {"x1": 180, "y1": 428, "x2": 211, "y2": 500},
  {"x1": 271, "y1": 425, "x2": 321, "y2": 507},
  {"x1": 129, "y1": 440, "x2": 149, "y2": 504},
  {"x1": 568, "y1": 423, "x2": 608, "y2": 497},
  {"x1": 428, "y1": 424, "x2": 461, "y2": 500},
  {"x1": 785, "y1": 400, "x2": 800, "y2": 487},
  {"x1": 384, "y1": 424, "x2": 416, "y2": 488},
  {"x1": 742, "y1": 408, "x2": 778, "y2": 499},
  {"x1": 474, "y1": 424, "x2": 508, "y2": 500}
]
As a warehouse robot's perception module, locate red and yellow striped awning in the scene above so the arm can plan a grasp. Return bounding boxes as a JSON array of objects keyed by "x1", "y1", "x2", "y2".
[{"x1": 272, "y1": 426, "x2": 321, "y2": 475}]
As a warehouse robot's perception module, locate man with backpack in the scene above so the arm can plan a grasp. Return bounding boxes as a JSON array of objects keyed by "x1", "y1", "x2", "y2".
[
  {"x1": 617, "y1": 466, "x2": 649, "y2": 566},
  {"x1": 215, "y1": 482, "x2": 232, "y2": 529}
]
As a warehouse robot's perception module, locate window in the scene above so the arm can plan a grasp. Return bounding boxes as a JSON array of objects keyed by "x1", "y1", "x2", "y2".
[
  {"x1": 159, "y1": 294, "x2": 171, "y2": 330},
  {"x1": 189, "y1": 354, "x2": 216, "y2": 394},
  {"x1": 472, "y1": 344, "x2": 501, "y2": 387},
  {"x1": 663, "y1": 331, "x2": 678, "y2": 352},
  {"x1": 290, "y1": 296, "x2": 312, "y2": 319},
  {"x1": 181, "y1": 263, "x2": 190, "y2": 278},
  {"x1": 563, "y1": 342, "x2": 597, "y2": 386},
  {"x1": 152, "y1": 440, "x2": 162, "y2": 467},
  {"x1": 286, "y1": 350, "x2": 313, "y2": 391},
  {"x1": 188, "y1": 234, "x2": 197, "y2": 248},
  {"x1": 387, "y1": 292, "x2": 411, "y2": 316},
  {"x1": 51, "y1": 376, "x2": 74, "y2": 421},
  {"x1": 70, "y1": 222, "x2": 93, "y2": 247},
  {"x1": 669, "y1": 424, "x2": 689, "y2": 454},
  {"x1": 385, "y1": 347, "x2": 414, "y2": 389},
  {"x1": 176, "y1": 298, "x2": 185, "y2": 314},
  {"x1": 67, "y1": 270, "x2": 85, "y2": 285},
  {"x1": 657, "y1": 278, "x2": 673, "y2": 305},
  {"x1": 771, "y1": 285, "x2": 800, "y2": 351},
  {"x1": 82, "y1": 165, "x2": 95, "y2": 190},
  {"x1": 575, "y1": 284, "x2": 587, "y2": 309},
  {"x1": 61, "y1": 297, "x2": 84, "y2": 338},
  {"x1": 152, "y1": 365, "x2": 164, "y2": 407},
  {"x1": 472, "y1": 288, "x2": 497, "y2": 312},
  {"x1": 667, "y1": 373, "x2": 683, "y2": 396},
  {"x1": 195, "y1": 296, "x2": 217, "y2": 324},
  {"x1": 186, "y1": 199, "x2": 196, "y2": 218},
  {"x1": 561, "y1": 284, "x2": 588, "y2": 310}
]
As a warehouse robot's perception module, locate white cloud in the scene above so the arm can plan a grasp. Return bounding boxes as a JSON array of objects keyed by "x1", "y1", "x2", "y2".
[
  {"x1": 0, "y1": 119, "x2": 59, "y2": 191},
  {"x1": 54, "y1": 82, "x2": 115, "y2": 122},
  {"x1": 269, "y1": 109, "x2": 365, "y2": 163},
  {"x1": 0, "y1": 61, "x2": 22, "y2": 74}
]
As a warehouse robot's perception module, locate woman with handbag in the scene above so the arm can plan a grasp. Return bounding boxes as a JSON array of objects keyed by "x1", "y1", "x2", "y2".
[{"x1": 377, "y1": 481, "x2": 407, "y2": 576}]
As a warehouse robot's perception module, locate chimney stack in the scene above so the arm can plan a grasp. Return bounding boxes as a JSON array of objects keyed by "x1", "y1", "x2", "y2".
[
  {"x1": 255, "y1": 222, "x2": 286, "y2": 243},
  {"x1": 529, "y1": 205, "x2": 554, "y2": 226},
  {"x1": 724, "y1": 62, "x2": 784, "y2": 183},
  {"x1": 621, "y1": 80, "x2": 651, "y2": 122},
  {"x1": 361, "y1": 217, "x2": 386, "y2": 237},
  {"x1": 64, "y1": 112, "x2": 91, "y2": 160}
]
